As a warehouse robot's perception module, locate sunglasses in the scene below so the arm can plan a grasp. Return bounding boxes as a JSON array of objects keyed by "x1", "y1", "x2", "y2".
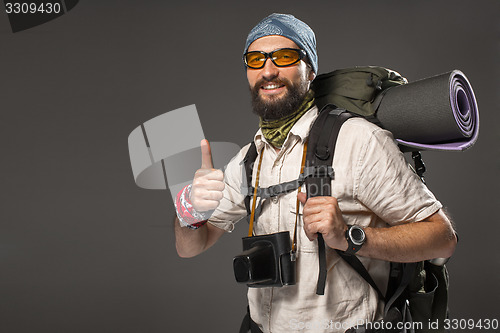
[{"x1": 243, "y1": 48, "x2": 307, "y2": 69}]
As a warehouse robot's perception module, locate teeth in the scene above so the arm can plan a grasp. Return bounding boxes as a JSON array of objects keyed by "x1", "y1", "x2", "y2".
[{"x1": 263, "y1": 83, "x2": 281, "y2": 90}]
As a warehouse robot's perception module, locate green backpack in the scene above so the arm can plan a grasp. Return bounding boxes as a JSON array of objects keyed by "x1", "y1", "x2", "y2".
[{"x1": 312, "y1": 66, "x2": 408, "y2": 117}]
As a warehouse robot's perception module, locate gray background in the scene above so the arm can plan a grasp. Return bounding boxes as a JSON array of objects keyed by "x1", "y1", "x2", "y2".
[{"x1": 1, "y1": 1, "x2": 498, "y2": 332}]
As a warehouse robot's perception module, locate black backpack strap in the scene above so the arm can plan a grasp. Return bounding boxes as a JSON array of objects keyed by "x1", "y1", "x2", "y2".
[
  {"x1": 336, "y1": 250, "x2": 385, "y2": 301},
  {"x1": 305, "y1": 104, "x2": 356, "y2": 295},
  {"x1": 411, "y1": 151, "x2": 426, "y2": 184},
  {"x1": 384, "y1": 262, "x2": 418, "y2": 316},
  {"x1": 305, "y1": 105, "x2": 421, "y2": 305},
  {"x1": 242, "y1": 142, "x2": 258, "y2": 216}
]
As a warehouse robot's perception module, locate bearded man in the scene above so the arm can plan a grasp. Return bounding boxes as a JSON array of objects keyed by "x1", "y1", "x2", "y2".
[{"x1": 173, "y1": 13, "x2": 456, "y2": 333}]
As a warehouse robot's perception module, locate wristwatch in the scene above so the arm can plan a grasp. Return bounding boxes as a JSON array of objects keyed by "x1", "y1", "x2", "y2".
[{"x1": 345, "y1": 225, "x2": 366, "y2": 255}]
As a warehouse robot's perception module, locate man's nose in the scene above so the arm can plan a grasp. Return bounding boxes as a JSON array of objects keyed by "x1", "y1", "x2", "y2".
[{"x1": 260, "y1": 57, "x2": 279, "y2": 81}]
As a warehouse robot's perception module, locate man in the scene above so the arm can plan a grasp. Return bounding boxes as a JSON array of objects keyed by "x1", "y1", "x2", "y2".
[{"x1": 174, "y1": 13, "x2": 456, "y2": 333}]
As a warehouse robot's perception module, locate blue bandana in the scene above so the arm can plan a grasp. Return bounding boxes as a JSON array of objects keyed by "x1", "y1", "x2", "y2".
[{"x1": 244, "y1": 13, "x2": 318, "y2": 74}]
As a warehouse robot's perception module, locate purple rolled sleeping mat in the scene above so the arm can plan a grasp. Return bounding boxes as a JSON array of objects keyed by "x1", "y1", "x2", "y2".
[{"x1": 376, "y1": 70, "x2": 479, "y2": 151}]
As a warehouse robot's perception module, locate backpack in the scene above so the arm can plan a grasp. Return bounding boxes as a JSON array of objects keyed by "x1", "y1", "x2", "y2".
[
  {"x1": 312, "y1": 66, "x2": 408, "y2": 118},
  {"x1": 240, "y1": 67, "x2": 451, "y2": 333}
]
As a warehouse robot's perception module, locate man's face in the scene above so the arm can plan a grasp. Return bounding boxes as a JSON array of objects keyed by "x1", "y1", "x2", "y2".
[{"x1": 246, "y1": 35, "x2": 316, "y2": 120}]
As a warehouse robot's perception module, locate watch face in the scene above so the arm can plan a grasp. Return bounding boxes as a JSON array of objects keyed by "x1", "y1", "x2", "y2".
[{"x1": 350, "y1": 227, "x2": 365, "y2": 245}]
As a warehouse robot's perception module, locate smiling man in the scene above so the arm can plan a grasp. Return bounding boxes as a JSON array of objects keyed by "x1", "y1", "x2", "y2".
[
  {"x1": 247, "y1": 35, "x2": 315, "y2": 121},
  {"x1": 173, "y1": 13, "x2": 456, "y2": 333}
]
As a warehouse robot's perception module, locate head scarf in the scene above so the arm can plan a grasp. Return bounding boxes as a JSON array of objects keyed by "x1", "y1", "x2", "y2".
[{"x1": 244, "y1": 13, "x2": 318, "y2": 74}]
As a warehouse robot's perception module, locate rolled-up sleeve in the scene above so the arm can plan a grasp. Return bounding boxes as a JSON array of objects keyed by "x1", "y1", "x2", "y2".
[{"x1": 354, "y1": 127, "x2": 442, "y2": 225}]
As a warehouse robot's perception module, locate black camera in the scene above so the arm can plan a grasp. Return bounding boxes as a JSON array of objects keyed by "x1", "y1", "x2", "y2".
[{"x1": 233, "y1": 231, "x2": 296, "y2": 287}]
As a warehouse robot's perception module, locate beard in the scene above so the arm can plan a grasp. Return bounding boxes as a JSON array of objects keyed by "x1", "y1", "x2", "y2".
[{"x1": 250, "y1": 77, "x2": 309, "y2": 120}]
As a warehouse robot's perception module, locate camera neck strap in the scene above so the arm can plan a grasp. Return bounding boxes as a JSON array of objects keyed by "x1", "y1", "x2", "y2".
[
  {"x1": 293, "y1": 141, "x2": 308, "y2": 254},
  {"x1": 246, "y1": 142, "x2": 309, "y2": 258},
  {"x1": 247, "y1": 148, "x2": 264, "y2": 237}
]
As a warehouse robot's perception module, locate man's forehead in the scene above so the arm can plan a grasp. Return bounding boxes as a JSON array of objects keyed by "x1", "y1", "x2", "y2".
[{"x1": 247, "y1": 35, "x2": 299, "y2": 52}]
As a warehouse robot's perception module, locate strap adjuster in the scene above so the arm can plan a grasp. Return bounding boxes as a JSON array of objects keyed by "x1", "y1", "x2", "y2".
[
  {"x1": 411, "y1": 151, "x2": 426, "y2": 184},
  {"x1": 315, "y1": 146, "x2": 330, "y2": 160},
  {"x1": 303, "y1": 165, "x2": 334, "y2": 179}
]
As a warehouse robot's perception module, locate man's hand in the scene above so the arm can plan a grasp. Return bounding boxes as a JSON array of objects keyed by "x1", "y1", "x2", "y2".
[
  {"x1": 297, "y1": 192, "x2": 348, "y2": 251},
  {"x1": 190, "y1": 139, "x2": 225, "y2": 212}
]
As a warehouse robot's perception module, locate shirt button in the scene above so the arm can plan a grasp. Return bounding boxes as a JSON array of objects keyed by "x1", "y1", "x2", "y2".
[{"x1": 271, "y1": 196, "x2": 279, "y2": 204}]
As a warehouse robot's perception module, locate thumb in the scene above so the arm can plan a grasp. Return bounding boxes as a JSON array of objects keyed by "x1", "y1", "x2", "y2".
[
  {"x1": 200, "y1": 139, "x2": 214, "y2": 169},
  {"x1": 297, "y1": 192, "x2": 307, "y2": 205}
]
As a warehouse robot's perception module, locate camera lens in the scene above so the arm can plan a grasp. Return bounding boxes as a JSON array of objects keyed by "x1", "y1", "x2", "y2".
[
  {"x1": 234, "y1": 258, "x2": 251, "y2": 283},
  {"x1": 233, "y1": 242, "x2": 275, "y2": 284}
]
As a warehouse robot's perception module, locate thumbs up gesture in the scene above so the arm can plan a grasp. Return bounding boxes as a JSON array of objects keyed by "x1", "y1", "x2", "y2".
[{"x1": 190, "y1": 139, "x2": 225, "y2": 212}]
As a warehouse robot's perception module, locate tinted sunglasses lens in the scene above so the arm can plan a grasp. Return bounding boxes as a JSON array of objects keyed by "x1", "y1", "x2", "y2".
[
  {"x1": 273, "y1": 49, "x2": 301, "y2": 66},
  {"x1": 245, "y1": 52, "x2": 266, "y2": 69}
]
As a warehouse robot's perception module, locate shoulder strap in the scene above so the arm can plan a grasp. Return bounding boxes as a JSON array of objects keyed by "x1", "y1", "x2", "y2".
[
  {"x1": 306, "y1": 105, "x2": 415, "y2": 303},
  {"x1": 384, "y1": 262, "x2": 418, "y2": 315},
  {"x1": 242, "y1": 142, "x2": 258, "y2": 216},
  {"x1": 336, "y1": 251, "x2": 385, "y2": 301},
  {"x1": 305, "y1": 104, "x2": 356, "y2": 295}
]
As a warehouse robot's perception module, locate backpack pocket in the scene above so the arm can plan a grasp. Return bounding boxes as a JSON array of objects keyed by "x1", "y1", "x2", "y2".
[{"x1": 409, "y1": 270, "x2": 438, "y2": 325}]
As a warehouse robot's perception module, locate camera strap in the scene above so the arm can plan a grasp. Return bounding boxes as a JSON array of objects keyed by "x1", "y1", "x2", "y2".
[
  {"x1": 247, "y1": 148, "x2": 264, "y2": 237},
  {"x1": 293, "y1": 141, "x2": 308, "y2": 255},
  {"x1": 246, "y1": 142, "x2": 308, "y2": 259}
]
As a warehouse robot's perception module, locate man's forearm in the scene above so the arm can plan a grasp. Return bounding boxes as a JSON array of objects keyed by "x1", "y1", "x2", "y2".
[
  {"x1": 174, "y1": 217, "x2": 209, "y2": 258},
  {"x1": 174, "y1": 217, "x2": 225, "y2": 258},
  {"x1": 357, "y1": 209, "x2": 457, "y2": 262}
]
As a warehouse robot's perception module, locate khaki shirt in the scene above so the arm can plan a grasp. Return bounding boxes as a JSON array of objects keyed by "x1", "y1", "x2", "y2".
[{"x1": 209, "y1": 106, "x2": 442, "y2": 333}]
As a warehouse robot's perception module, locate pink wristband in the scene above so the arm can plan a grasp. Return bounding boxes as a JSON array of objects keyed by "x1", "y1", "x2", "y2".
[{"x1": 175, "y1": 184, "x2": 208, "y2": 229}]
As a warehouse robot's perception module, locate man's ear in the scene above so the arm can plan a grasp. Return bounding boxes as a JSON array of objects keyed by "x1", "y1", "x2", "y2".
[{"x1": 308, "y1": 70, "x2": 316, "y2": 82}]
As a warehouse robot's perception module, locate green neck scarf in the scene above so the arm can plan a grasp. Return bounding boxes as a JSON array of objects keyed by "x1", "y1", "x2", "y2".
[{"x1": 259, "y1": 90, "x2": 315, "y2": 148}]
